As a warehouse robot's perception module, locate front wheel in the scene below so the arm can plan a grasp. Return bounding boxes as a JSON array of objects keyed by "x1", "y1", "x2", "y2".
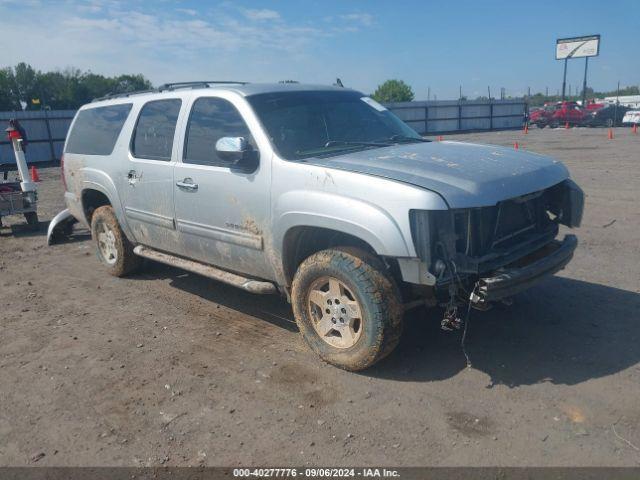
[
  {"x1": 90, "y1": 205, "x2": 141, "y2": 277},
  {"x1": 291, "y1": 248, "x2": 403, "y2": 371}
]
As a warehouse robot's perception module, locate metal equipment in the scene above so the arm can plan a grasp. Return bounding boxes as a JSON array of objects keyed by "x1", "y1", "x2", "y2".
[{"x1": 0, "y1": 120, "x2": 38, "y2": 227}]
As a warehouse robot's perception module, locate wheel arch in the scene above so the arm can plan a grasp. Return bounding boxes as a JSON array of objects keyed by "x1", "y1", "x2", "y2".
[
  {"x1": 279, "y1": 224, "x2": 404, "y2": 288},
  {"x1": 79, "y1": 181, "x2": 135, "y2": 242},
  {"x1": 81, "y1": 188, "x2": 111, "y2": 224}
]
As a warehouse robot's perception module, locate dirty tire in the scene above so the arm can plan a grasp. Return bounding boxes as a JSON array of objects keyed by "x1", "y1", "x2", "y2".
[
  {"x1": 24, "y1": 211, "x2": 39, "y2": 226},
  {"x1": 291, "y1": 248, "x2": 403, "y2": 371},
  {"x1": 90, "y1": 205, "x2": 141, "y2": 277}
]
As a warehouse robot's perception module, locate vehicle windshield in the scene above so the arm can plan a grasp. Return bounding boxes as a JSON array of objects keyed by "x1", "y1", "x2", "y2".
[{"x1": 246, "y1": 90, "x2": 424, "y2": 160}]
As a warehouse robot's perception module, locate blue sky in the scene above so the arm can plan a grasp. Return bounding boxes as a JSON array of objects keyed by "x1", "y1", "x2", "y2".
[{"x1": 1, "y1": 0, "x2": 638, "y2": 99}]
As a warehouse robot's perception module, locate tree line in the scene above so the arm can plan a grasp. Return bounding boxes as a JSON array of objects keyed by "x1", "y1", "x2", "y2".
[
  {"x1": 1, "y1": 63, "x2": 637, "y2": 110},
  {"x1": 370, "y1": 79, "x2": 640, "y2": 105},
  {"x1": 0, "y1": 63, "x2": 152, "y2": 111}
]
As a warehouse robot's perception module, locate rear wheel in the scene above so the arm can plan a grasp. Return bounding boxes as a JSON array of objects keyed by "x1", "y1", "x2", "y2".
[
  {"x1": 291, "y1": 248, "x2": 403, "y2": 371},
  {"x1": 90, "y1": 205, "x2": 141, "y2": 277}
]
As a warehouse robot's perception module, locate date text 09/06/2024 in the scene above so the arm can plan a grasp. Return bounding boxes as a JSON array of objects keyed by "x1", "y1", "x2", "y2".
[{"x1": 232, "y1": 468, "x2": 400, "y2": 478}]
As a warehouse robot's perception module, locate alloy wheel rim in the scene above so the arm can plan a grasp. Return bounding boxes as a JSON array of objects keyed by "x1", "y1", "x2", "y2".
[
  {"x1": 307, "y1": 276, "x2": 363, "y2": 349},
  {"x1": 97, "y1": 221, "x2": 118, "y2": 265}
]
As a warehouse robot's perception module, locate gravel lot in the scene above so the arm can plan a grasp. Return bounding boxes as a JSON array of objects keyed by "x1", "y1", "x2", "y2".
[{"x1": 1, "y1": 127, "x2": 639, "y2": 467}]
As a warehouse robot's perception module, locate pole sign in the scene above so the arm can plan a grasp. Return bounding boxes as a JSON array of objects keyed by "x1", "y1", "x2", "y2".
[{"x1": 556, "y1": 35, "x2": 600, "y2": 60}]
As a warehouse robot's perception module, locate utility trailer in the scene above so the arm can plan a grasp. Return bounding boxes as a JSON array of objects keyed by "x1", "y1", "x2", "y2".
[
  {"x1": 0, "y1": 120, "x2": 39, "y2": 228},
  {"x1": 0, "y1": 181, "x2": 38, "y2": 227}
]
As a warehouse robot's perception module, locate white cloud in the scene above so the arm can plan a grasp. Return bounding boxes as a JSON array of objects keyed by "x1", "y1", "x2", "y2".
[
  {"x1": 63, "y1": 16, "x2": 120, "y2": 30},
  {"x1": 339, "y1": 13, "x2": 374, "y2": 27},
  {"x1": 176, "y1": 8, "x2": 197, "y2": 16},
  {"x1": 0, "y1": 1, "x2": 375, "y2": 88},
  {"x1": 242, "y1": 8, "x2": 280, "y2": 21}
]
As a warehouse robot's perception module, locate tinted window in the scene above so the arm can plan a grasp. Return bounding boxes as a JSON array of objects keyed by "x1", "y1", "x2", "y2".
[
  {"x1": 247, "y1": 91, "x2": 421, "y2": 160},
  {"x1": 65, "y1": 104, "x2": 132, "y2": 155},
  {"x1": 184, "y1": 97, "x2": 254, "y2": 167},
  {"x1": 131, "y1": 99, "x2": 181, "y2": 160}
]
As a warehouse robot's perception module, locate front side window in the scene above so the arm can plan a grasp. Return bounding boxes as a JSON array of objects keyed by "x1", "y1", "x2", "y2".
[
  {"x1": 183, "y1": 97, "x2": 254, "y2": 167},
  {"x1": 131, "y1": 99, "x2": 182, "y2": 161},
  {"x1": 246, "y1": 90, "x2": 422, "y2": 160},
  {"x1": 65, "y1": 103, "x2": 132, "y2": 155}
]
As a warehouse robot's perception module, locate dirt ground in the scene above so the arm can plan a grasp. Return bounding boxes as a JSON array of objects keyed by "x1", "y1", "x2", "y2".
[{"x1": 1, "y1": 127, "x2": 639, "y2": 467}]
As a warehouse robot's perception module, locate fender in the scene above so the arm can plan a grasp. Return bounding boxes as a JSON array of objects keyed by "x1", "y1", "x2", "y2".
[
  {"x1": 273, "y1": 190, "x2": 413, "y2": 259},
  {"x1": 77, "y1": 167, "x2": 136, "y2": 242}
]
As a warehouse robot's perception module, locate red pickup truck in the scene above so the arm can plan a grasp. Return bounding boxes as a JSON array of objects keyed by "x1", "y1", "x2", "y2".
[{"x1": 530, "y1": 102, "x2": 588, "y2": 128}]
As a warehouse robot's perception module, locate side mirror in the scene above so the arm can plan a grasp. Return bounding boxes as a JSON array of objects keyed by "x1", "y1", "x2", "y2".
[{"x1": 215, "y1": 136, "x2": 254, "y2": 164}]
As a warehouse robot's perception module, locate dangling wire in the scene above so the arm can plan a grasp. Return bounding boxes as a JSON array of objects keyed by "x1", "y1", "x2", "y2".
[{"x1": 461, "y1": 282, "x2": 480, "y2": 368}]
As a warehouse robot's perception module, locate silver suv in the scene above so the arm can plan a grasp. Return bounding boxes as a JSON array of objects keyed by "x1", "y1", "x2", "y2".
[{"x1": 57, "y1": 81, "x2": 583, "y2": 370}]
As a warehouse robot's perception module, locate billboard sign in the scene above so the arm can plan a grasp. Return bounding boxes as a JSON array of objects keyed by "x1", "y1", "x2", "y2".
[{"x1": 556, "y1": 35, "x2": 600, "y2": 60}]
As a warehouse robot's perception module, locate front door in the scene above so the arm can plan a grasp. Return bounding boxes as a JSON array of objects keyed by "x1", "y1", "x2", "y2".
[
  {"x1": 173, "y1": 95, "x2": 272, "y2": 280},
  {"x1": 120, "y1": 98, "x2": 183, "y2": 252}
]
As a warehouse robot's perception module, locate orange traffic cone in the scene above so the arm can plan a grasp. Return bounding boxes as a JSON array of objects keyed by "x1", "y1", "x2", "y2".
[
  {"x1": 523, "y1": 124, "x2": 529, "y2": 134},
  {"x1": 565, "y1": 121, "x2": 570, "y2": 129},
  {"x1": 30, "y1": 165, "x2": 40, "y2": 182},
  {"x1": 514, "y1": 141, "x2": 519, "y2": 150},
  {"x1": 633, "y1": 123, "x2": 638, "y2": 134},
  {"x1": 608, "y1": 128, "x2": 614, "y2": 140}
]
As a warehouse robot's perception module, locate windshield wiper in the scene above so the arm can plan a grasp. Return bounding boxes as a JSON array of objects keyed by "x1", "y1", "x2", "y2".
[
  {"x1": 324, "y1": 140, "x2": 392, "y2": 148},
  {"x1": 386, "y1": 134, "x2": 430, "y2": 143}
]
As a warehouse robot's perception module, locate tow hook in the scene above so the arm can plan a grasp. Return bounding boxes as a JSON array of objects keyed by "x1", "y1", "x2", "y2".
[{"x1": 469, "y1": 289, "x2": 495, "y2": 311}]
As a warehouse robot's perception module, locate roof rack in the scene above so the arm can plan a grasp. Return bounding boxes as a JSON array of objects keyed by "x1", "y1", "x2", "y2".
[
  {"x1": 92, "y1": 89, "x2": 156, "y2": 102},
  {"x1": 157, "y1": 81, "x2": 248, "y2": 92},
  {"x1": 92, "y1": 81, "x2": 249, "y2": 102}
]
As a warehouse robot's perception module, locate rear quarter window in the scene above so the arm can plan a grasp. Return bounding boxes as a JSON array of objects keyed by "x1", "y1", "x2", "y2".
[
  {"x1": 131, "y1": 99, "x2": 182, "y2": 161},
  {"x1": 65, "y1": 104, "x2": 133, "y2": 155}
]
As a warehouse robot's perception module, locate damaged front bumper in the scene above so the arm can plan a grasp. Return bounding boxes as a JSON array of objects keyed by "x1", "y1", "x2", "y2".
[{"x1": 475, "y1": 234, "x2": 577, "y2": 303}]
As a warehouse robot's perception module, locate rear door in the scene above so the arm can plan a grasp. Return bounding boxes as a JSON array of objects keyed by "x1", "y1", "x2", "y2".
[
  {"x1": 120, "y1": 97, "x2": 184, "y2": 252},
  {"x1": 172, "y1": 94, "x2": 273, "y2": 280}
]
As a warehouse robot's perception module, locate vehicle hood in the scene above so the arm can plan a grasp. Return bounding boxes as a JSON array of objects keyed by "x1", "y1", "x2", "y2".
[{"x1": 306, "y1": 141, "x2": 570, "y2": 208}]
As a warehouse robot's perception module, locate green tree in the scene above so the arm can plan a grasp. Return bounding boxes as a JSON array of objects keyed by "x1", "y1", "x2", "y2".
[
  {"x1": 13, "y1": 62, "x2": 40, "y2": 109},
  {"x1": 0, "y1": 63, "x2": 154, "y2": 110},
  {"x1": 111, "y1": 74, "x2": 153, "y2": 94},
  {"x1": 0, "y1": 67, "x2": 20, "y2": 110},
  {"x1": 371, "y1": 79, "x2": 414, "y2": 103}
]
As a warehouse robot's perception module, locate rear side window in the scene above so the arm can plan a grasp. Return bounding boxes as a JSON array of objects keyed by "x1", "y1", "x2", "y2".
[
  {"x1": 65, "y1": 104, "x2": 132, "y2": 155},
  {"x1": 131, "y1": 99, "x2": 182, "y2": 161},
  {"x1": 183, "y1": 97, "x2": 254, "y2": 167}
]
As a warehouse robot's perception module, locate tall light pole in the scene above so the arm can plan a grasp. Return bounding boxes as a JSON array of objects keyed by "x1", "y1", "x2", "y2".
[
  {"x1": 581, "y1": 57, "x2": 589, "y2": 106},
  {"x1": 561, "y1": 58, "x2": 568, "y2": 101}
]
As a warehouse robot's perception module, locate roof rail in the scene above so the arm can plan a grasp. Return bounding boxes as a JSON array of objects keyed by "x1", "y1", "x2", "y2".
[
  {"x1": 157, "y1": 81, "x2": 249, "y2": 92},
  {"x1": 92, "y1": 89, "x2": 156, "y2": 102},
  {"x1": 92, "y1": 81, "x2": 249, "y2": 102}
]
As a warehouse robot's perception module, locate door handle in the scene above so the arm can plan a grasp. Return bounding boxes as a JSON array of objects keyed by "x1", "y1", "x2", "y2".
[{"x1": 176, "y1": 178, "x2": 198, "y2": 191}]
